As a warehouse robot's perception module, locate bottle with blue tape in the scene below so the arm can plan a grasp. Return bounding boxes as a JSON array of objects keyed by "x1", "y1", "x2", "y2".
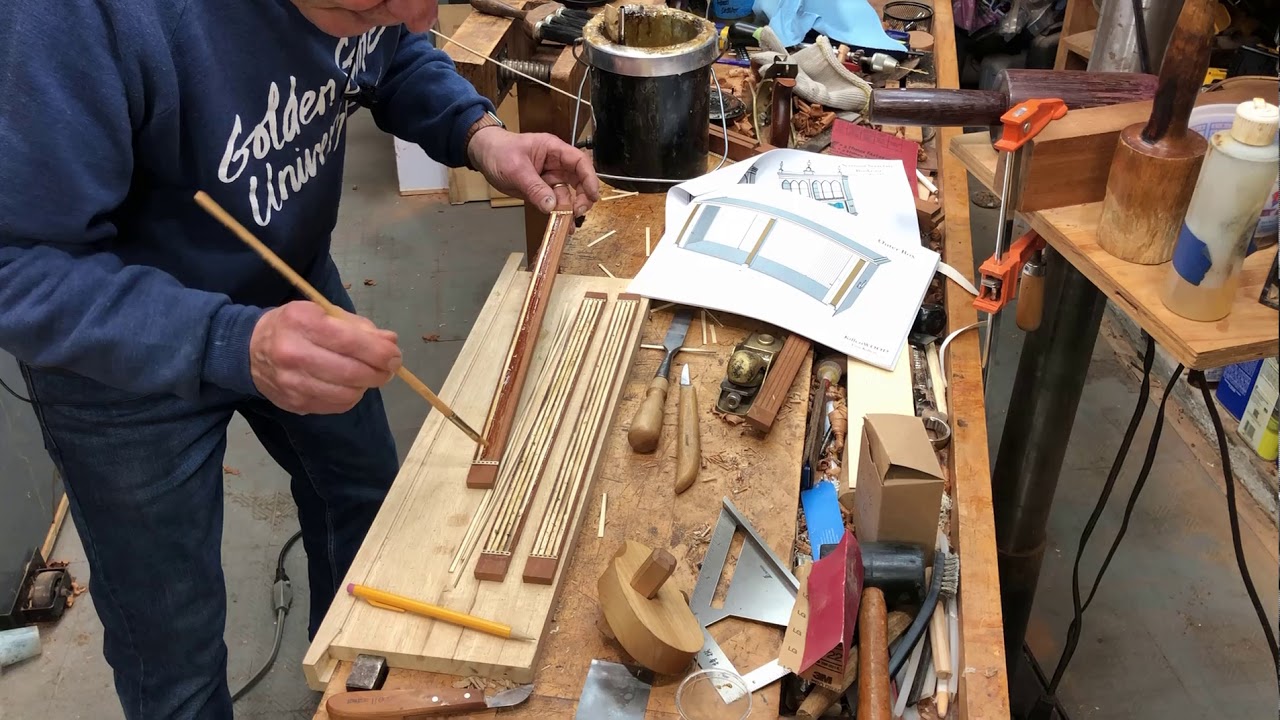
[{"x1": 1163, "y1": 97, "x2": 1279, "y2": 321}]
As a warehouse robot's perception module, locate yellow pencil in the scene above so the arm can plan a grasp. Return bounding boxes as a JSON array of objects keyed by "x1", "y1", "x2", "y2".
[{"x1": 346, "y1": 583, "x2": 533, "y2": 641}]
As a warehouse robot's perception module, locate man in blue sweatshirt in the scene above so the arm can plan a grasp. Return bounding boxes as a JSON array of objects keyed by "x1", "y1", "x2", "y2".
[{"x1": 0, "y1": 1, "x2": 599, "y2": 717}]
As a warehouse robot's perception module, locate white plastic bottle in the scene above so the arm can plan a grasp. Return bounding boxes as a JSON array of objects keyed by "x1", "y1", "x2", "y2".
[{"x1": 1163, "y1": 98, "x2": 1280, "y2": 321}]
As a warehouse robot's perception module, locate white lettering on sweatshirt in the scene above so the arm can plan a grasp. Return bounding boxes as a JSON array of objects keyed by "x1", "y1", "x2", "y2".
[{"x1": 216, "y1": 28, "x2": 387, "y2": 227}]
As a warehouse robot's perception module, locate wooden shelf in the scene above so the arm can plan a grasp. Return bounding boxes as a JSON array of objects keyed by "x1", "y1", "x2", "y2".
[
  {"x1": 1063, "y1": 29, "x2": 1095, "y2": 60},
  {"x1": 951, "y1": 132, "x2": 1279, "y2": 370}
]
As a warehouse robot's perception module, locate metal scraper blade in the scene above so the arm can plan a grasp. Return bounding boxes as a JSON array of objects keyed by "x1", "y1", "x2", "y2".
[{"x1": 574, "y1": 659, "x2": 654, "y2": 720}]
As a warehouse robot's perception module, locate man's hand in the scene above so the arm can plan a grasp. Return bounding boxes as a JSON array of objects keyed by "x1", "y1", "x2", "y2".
[
  {"x1": 467, "y1": 128, "x2": 601, "y2": 218},
  {"x1": 250, "y1": 302, "x2": 402, "y2": 415},
  {"x1": 291, "y1": 0, "x2": 438, "y2": 37}
]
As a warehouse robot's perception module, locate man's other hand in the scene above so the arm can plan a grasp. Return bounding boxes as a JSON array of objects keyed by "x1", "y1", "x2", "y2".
[
  {"x1": 292, "y1": 0, "x2": 438, "y2": 37},
  {"x1": 250, "y1": 302, "x2": 402, "y2": 415},
  {"x1": 468, "y1": 129, "x2": 601, "y2": 218}
]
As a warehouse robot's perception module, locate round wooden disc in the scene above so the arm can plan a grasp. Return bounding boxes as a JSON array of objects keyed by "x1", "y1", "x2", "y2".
[{"x1": 908, "y1": 31, "x2": 934, "y2": 52}]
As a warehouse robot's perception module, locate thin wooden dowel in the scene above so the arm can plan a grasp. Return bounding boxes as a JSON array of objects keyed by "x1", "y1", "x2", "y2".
[
  {"x1": 700, "y1": 310, "x2": 709, "y2": 346},
  {"x1": 194, "y1": 191, "x2": 485, "y2": 446},
  {"x1": 530, "y1": 297, "x2": 637, "y2": 560},
  {"x1": 600, "y1": 191, "x2": 638, "y2": 201},
  {"x1": 598, "y1": 264, "x2": 615, "y2": 279},
  {"x1": 597, "y1": 493, "x2": 608, "y2": 538},
  {"x1": 587, "y1": 230, "x2": 617, "y2": 248},
  {"x1": 703, "y1": 310, "x2": 724, "y2": 327},
  {"x1": 531, "y1": 300, "x2": 630, "y2": 556},
  {"x1": 645, "y1": 227, "x2": 651, "y2": 257},
  {"x1": 449, "y1": 307, "x2": 575, "y2": 576},
  {"x1": 484, "y1": 296, "x2": 604, "y2": 554}
]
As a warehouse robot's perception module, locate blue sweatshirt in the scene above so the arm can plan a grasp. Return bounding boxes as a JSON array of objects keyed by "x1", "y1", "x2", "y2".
[{"x1": 0, "y1": 1, "x2": 494, "y2": 400}]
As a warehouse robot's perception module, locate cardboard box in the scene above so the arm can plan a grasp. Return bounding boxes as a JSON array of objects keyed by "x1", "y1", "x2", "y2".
[{"x1": 853, "y1": 414, "x2": 945, "y2": 556}]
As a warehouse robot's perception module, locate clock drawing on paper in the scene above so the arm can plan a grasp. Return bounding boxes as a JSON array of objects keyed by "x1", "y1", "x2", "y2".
[{"x1": 673, "y1": 194, "x2": 889, "y2": 315}]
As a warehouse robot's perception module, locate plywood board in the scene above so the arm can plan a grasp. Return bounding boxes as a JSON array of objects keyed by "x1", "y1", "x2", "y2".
[{"x1": 303, "y1": 255, "x2": 646, "y2": 688}]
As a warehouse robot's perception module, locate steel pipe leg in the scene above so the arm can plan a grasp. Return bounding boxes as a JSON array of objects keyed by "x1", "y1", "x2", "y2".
[{"x1": 991, "y1": 250, "x2": 1106, "y2": 671}]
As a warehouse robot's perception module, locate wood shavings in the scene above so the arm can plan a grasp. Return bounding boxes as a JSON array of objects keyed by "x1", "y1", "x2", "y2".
[
  {"x1": 362, "y1": 278, "x2": 377, "y2": 286},
  {"x1": 421, "y1": 334, "x2": 441, "y2": 343},
  {"x1": 222, "y1": 465, "x2": 241, "y2": 476},
  {"x1": 66, "y1": 580, "x2": 87, "y2": 608},
  {"x1": 342, "y1": 283, "x2": 353, "y2": 290},
  {"x1": 730, "y1": 474, "x2": 752, "y2": 495},
  {"x1": 793, "y1": 99, "x2": 837, "y2": 141},
  {"x1": 705, "y1": 451, "x2": 737, "y2": 472}
]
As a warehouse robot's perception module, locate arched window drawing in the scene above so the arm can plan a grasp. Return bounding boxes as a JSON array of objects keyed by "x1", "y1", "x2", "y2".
[
  {"x1": 673, "y1": 196, "x2": 889, "y2": 314},
  {"x1": 775, "y1": 161, "x2": 857, "y2": 215}
]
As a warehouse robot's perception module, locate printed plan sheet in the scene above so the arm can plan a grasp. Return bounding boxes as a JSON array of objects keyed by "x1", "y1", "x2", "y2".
[{"x1": 629, "y1": 149, "x2": 936, "y2": 369}]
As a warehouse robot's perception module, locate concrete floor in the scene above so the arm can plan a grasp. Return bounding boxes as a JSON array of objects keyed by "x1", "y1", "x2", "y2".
[{"x1": 1, "y1": 113, "x2": 1276, "y2": 719}]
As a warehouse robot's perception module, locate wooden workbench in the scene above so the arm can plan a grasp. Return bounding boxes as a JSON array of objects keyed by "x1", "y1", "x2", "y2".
[{"x1": 312, "y1": 1, "x2": 1010, "y2": 717}]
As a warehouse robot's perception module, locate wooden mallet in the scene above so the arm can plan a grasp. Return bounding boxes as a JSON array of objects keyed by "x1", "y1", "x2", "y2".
[
  {"x1": 1097, "y1": 0, "x2": 1215, "y2": 264},
  {"x1": 194, "y1": 191, "x2": 485, "y2": 447}
]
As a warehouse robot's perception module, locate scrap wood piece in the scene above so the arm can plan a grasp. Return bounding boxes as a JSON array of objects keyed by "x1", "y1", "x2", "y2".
[
  {"x1": 745, "y1": 333, "x2": 813, "y2": 433},
  {"x1": 597, "y1": 493, "x2": 608, "y2": 538},
  {"x1": 587, "y1": 230, "x2": 617, "y2": 247},
  {"x1": 475, "y1": 293, "x2": 608, "y2": 582},
  {"x1": 598, "y1": 263, "x2": 616, "y2": 279},
  {"x1": 524, "y1": 295, "x2": 644, "y2": 584},
  {"x1": 467, "y1": 211, "x2": 573, "y2": 489}
]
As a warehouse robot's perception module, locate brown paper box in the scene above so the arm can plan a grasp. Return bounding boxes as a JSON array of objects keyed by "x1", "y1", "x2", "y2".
[{"x1": 853, "y1": 414, "x2": 944, "y2": 556}]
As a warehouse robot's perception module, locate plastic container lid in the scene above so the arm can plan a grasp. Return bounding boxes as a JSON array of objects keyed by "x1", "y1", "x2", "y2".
[{"x1": 1231, "y1": 98, "x2": 1280, "y2": 146}]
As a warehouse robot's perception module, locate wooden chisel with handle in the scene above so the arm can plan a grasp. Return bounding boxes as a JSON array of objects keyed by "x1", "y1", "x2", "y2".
[
  {"x1": 326, "y1": 684, "x2": 533, "y2": 719},
  {"x1": 628, "y1": 309, "x2": 693, "y2": 453},
  {"x1": 675, "y1": 364, "x2": 700, "y2": 494}
]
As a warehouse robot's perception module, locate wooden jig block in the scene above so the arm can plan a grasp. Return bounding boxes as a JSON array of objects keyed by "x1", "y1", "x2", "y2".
[
  {"x1": 476, "y1": 292, "x2": 607, "y2": 582},
  {"x1": 524, "y1": 295, "x2": 644, "y2": 585},
  {"x1": 468, "y1": 211, "x2": 573, "y2": 489},
  {"x1": 598, "y1": 540, "x2": 703, "y2": 675}
]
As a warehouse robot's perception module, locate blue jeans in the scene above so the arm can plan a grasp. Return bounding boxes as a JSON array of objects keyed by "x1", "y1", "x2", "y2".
[{"x1": 19, "y1": 261, "x2": 397, "y2": 719}]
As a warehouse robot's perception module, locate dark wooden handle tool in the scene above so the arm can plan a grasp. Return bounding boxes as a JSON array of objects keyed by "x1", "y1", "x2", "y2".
[
  {"x1": 326, "y1": 689, "x2": 489, "y2": 718},
  {"x1": 1098, "y1": 0, "x2": 1214, "y2": 264},
  {"x1": 868, "y1": 69, "x2": 1158, "y2": 127}
]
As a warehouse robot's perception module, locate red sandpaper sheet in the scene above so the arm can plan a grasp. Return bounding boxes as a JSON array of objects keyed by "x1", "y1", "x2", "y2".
[
  {"x1": 799, "y1": 533, "x2": 866, "y2": 673},
  {"x1": 831, "y1": 119, "x2": 919, "y2": 190}
]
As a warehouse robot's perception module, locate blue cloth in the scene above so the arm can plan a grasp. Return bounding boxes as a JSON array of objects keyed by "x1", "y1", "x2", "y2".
[
  {"x1": 20, "y1": 259, "x2": 399, "y2": 720},
  {"x1": 753, "y1": 0, "x2": 904, "y2": 50},
  {"x1": 0, "y1": 0, "x2": 493, "y2": 402}
]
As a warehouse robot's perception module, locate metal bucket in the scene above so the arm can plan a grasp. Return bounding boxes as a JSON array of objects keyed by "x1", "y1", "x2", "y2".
[{"x1": 582, "y1": 6, "x2": 719, "y2": 193}]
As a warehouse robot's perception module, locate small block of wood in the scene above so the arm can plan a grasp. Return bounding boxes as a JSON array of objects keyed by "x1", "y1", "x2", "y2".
[
  {"x1": 466, "y1": 462, "x2": 499, "y2": 489},
  {"x1": 630, "y1": 548, "x2": 677, "y2": 599},
  {"x1": 521, "y1": 556, "x2": 558, "y2": 585},
  {"x1": 474, "y1": 552, "x2": 513, "y2": 582},
  {"x1": 745, "y1": 333, "x2": 813, "y2": 433}
]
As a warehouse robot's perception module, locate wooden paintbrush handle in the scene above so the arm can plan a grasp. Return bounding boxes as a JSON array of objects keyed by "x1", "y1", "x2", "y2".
[
  {"x1": 628, "y1": 376, "x2": 669, "y2": 453},
  {"x1": 468, "y1": 0, "x2": 527, "y2": 21},
  {"x1": 326, "y1": 689, "x2": 489, "y2": 719},
  {"x1": 1143, "y1": 0, "x2": 1214, "y2": 143}
]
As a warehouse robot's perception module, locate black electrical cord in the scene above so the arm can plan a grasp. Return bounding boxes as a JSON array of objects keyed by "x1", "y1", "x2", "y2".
[
  {"x1": 1033, "y1": 344, "x2": 1179, "y2": 719},
  {"x1": 1192, "y1": 370, "x2": 1280, "y2": 664},
  {"x1": 1042, "y1": 335, "x2": 1156, "y2": 698},
  {"x1": 231, "y1": 530, "x2": 303, "y2": 702}
]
